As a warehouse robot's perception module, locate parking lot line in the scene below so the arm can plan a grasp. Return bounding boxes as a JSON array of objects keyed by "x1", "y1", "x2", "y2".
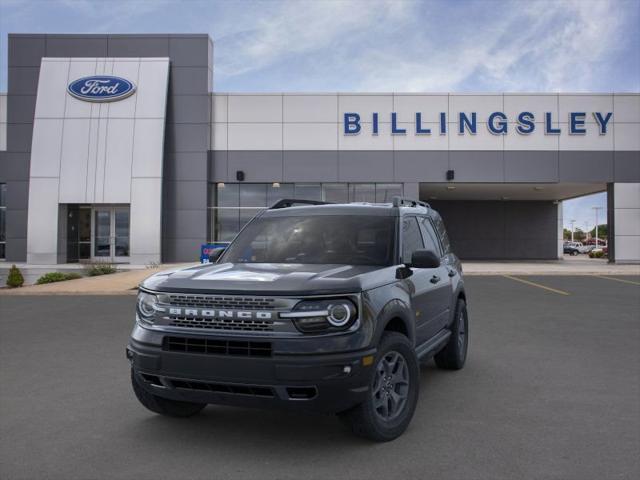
[
  {"x1": 502, "y1": 275, "x2": 571, "y2": 296},
  {"x1": 592, "y1": 275, "x2": 640, "y2": 286}
]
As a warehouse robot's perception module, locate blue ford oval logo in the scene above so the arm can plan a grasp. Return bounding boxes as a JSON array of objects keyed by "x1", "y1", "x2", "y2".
[{"x1": 67, "y1": 76, "x2": 136, "y2": 102}]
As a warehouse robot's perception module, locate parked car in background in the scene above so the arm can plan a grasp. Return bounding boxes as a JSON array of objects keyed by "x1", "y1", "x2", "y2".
[{"x1": 563, "y1": 242, "x2": 582, "y2": 256}]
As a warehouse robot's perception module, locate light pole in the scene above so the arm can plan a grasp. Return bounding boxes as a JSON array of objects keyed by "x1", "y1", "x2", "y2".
[
  {"x1": 592, "y1": 206, "x2": 604, "y2": 247},
  {"x1": 570, "y1": 219, "x2": 576, "y2": 242}
]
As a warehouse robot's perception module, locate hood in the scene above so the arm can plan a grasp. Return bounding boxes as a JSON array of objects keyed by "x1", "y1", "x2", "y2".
[{"x1": 141, "y1": 262, "x2": 397, "y2": 296}]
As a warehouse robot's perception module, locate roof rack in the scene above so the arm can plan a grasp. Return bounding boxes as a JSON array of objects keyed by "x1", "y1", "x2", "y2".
[
  {"x1": 269, "y1": 198, "x2": 331, "y2": 209},
  {"x1": 391, "y1": 196, "x2": 430, "y2": 209}
]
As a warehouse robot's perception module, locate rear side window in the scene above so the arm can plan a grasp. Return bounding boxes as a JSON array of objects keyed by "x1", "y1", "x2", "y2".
[
  {"x1": 401, "y1": 217, "x2": 424, "y2": 263},
  {"x1": 418, "y1": 217, "x2": 442, "y2": 257},
  {"x1": 432, "y1": 215, "x2": 451, "y2": 255}
]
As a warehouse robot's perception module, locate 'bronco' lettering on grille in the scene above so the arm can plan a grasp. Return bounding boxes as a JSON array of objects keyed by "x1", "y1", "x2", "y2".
[{"x1": 168, "y1": 308, "x2": 273, "y2": 320}]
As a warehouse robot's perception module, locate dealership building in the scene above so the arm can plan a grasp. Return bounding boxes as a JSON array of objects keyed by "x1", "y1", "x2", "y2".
[{"x1": 0, "y1": 33, "x2": 638, "y2": 265}]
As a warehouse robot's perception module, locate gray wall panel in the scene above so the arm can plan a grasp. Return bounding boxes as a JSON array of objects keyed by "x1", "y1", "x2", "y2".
[
  {"x1": 227, "y1": 151, "x2": 283, "y2": 182},
  {"x1": 45, "y1": 35, "x2": 108, "y2": 57},
  {"x1": 5, "y1": 237, "x2": 26, "y2": 261},
  {"x1": 559, "y1": 151, "x2": 614, "y2": 182},
  {"x1": 167, "y1": 95, "x2": 210, "y2": 124},
  {"x1": 614, "y1": 151, "x2": 640, "y2": 182},
  {"x1": 6, "y1": 95, "x2": 36, "y2": 124},
  {"x1": 163, "y1": 237, "x2": 205, "y2": 263},
  {"x1": 169, "y1": 67, "x2": 210, "y2": 95},
  {"x1": 7, "y1": 67, "x2": 40, "y2": 95},
  {"x1": 8, "y1": 35, "x2": 45, "y2": 67},
  {"x1": 165, "y1": 123, "x2": 209, "y2": 153},
  {"x1": 394, "y1": 151, "x2": 449, "y2": 182},
  {"x1": 449, "y1": 151, "x2": 504, "y2": 182},
  {"x1": 505, "y1": 150, "x2": 559, "y2": 182},
  {"x1": 169, "y1": 36, "x2": 211, "y2": 67},
  {"x1": 338, "y1": 151, "x2": 393, "y2": 182},
  {"x1": 6, "y1": 124, "x2": 32, "y2": 152},
  {"x1": 430, "y1": 200, "x2": 558, "y2": 260},
  {"x1": 163, "y1": 208, "x2": 209, "y2": 239},
  {"x1": 163, "y1": 180, "x2": 208, "y2": 211},
  {"x1": 283, "y1": 151, "x2": 338, "y2": 182},
  {"x1": 6, "y1": 208, "x2": 28, "y2": 240},
  {"x1": 5, "y1": 180, "x2": 28, "y2": 211},
  {"x1": 1, "y1": 153, "x2": 30, "y2": 181},
  {"x1": 165, "y1": 152, "x2": 209, "y2": 182},
  {"x1": 107, "y1": 35, "x2": 170, "y2": 57},
  {"x1": 209, "y1": 151, "x2": 228, "y2": 182}
]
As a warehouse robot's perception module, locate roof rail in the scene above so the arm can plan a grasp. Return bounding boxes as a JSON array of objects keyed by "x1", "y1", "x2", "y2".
[
  {"x1": 269, "y1": 198, "x2": 331, "y2": 209},
  {"x1": 391, "y1": 196, "x2": 430, "y2": 209}
]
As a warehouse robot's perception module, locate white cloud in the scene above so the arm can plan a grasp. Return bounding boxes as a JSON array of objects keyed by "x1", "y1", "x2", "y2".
[{"x1": 213, "y1": 0, "x2": 636, "y2": 92}]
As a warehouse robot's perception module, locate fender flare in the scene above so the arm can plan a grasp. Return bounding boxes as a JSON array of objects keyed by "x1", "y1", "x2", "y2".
[{"x1": 373, "y1": 298, "x2": 415, "y2": 346}]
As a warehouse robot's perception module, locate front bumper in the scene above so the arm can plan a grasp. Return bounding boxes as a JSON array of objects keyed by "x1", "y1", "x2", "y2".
[{"x1": 127, "y1": 327, "x2": 376, "y2": 414}]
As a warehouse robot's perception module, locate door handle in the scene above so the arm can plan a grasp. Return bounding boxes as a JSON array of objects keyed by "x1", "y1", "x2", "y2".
[{"x1": 430, "y1": 275, "x2": 440, "y2": 284}]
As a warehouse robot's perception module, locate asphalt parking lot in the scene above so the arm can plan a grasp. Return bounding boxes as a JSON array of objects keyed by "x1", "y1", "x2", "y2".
[{"x1": 1, "y1": 275, "x2": 639, "y2": 480}]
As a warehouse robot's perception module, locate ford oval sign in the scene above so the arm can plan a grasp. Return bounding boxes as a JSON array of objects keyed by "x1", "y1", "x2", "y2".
[{"x1": 67, "y1": 76, "x2": 136, "y2": 102}]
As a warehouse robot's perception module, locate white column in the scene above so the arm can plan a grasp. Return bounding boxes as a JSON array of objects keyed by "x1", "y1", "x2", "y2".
[
  {"x1": 557, "y1": 201, "x2": 564, "y2": 259},
  {"x1": 613, "y1": 183, "x2": 640, "y2": 263}
]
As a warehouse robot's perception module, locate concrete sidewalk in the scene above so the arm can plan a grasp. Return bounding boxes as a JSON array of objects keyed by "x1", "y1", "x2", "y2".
[
  {"x1": 0, "y1": 264, "x2": 193, "y2": 295},
  {"x1": 462, "y1": 257, "x2": 640, "y2": 276}
]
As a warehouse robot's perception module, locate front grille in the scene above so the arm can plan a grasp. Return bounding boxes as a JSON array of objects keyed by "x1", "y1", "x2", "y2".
[
  {"x1": 168, "y1": 294, "x2": 277, "y2": 310},
  {"x1": 163, "y1": 336, "x2": 272, "y2": 357},
  {"x1": 168, "y1": 316, "x2": 274, "y2": 332},
  {"x1": 169, "y1": 379, "x2": 274, "y2": 398}
]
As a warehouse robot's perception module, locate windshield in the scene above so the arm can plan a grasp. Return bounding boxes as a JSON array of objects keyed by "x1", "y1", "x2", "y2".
[{"x1": 221, "y1": 215, "x2": 396, "y2": 266}]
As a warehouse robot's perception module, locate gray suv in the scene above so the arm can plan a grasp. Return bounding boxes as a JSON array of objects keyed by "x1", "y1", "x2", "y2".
[{"x1": 127, "y1": 197, "x2": 469, "y2": 441}]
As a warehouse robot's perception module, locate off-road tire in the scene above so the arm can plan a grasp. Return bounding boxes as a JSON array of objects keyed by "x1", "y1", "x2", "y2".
[
  {"x1": 338, "y1": 332, "x2": 419, "y2": 442},
  {"x1": 131, "y1": 369, "x2": 206, "y2": 417},
  {"x1": 434, "y1": 298, "x2": 468, "y2": 370}
]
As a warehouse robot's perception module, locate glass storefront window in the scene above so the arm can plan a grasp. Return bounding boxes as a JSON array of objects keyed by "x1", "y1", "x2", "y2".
[
  {"x1": 349, "y1": 183, "x2": 376, "y2": 203},
  {"x1": 208, "y1": 182, "x2": 403, "y2": 242},
  {"x1": 376, "y1": 183, "x2": 403, "y2": 203},
  {"x1": 267, "y1": 183, "x2": 294, "y2": 206},
  {"x1": 323, "y1": 184, "x2": 348, "y2": 203},
  {"x1": 294, "y1": 184, "x2": 322, "y2": 201}
]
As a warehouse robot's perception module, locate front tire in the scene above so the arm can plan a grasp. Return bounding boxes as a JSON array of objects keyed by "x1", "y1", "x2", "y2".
[
  {"x1": 131, "y1": 369, "x2": 206, "y2": 417},
  {"x1": 434, "y1": 298, "x2": 469, "y2": 370},
  {"x1": 338, "y1": 332, "x2": 419, "y2": 442}
]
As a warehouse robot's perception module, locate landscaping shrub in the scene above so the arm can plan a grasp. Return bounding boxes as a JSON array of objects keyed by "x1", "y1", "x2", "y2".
[
  {"x1": 589, "y1": 250, "x2": 605, "y2": 259},
  {"x1": 6, "y1": 264, "x2": 24, "y2": 288},
  {"x1": 36, "y1": 272, "x2": 82, "y2": 284},
  {"x1": 85, "y1": 263, "x2": 117, "y2": 276}
]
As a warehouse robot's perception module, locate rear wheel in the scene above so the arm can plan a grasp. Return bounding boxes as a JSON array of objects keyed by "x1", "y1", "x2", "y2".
[
  {"x1": 434, "y1": 298, "x2": 468, "y2": 370},
  {"x1": 131, "y1": 369, "x2": 206, "y2": 417},
  {"x1": 338, "y1": 332, "x2": 419, "y2": 442}
]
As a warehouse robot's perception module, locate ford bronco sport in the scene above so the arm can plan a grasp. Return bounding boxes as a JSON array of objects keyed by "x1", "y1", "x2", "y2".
[{"x1": 127, "y1": 197, "x2": 469, "y2": 441}]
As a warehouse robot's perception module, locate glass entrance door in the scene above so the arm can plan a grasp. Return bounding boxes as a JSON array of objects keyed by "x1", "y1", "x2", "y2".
[{"x1": 92, "y1": 206, "x2": 130, "y2": 263}]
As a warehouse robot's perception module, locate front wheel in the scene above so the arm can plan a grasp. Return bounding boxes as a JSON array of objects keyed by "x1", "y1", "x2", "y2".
[
  {"x1": 338, "y1": 332, "x2": 419, "y2": 442},
  {"x1": 131, "y1": 369, "x2": 206, "y2": 417}
]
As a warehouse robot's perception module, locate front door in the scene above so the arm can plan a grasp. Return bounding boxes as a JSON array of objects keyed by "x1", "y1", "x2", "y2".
[{"x1": 92, "y1": 206, "x2": 130, "y2": 263}]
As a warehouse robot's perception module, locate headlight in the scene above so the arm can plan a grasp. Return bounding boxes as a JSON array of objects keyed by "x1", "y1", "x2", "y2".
[
  {"x1": 137, "y1": 290, "x2": 158, "y2": 323},
  {"x1": 281, "y1": 298, "x2": 357, "y2": 333}
]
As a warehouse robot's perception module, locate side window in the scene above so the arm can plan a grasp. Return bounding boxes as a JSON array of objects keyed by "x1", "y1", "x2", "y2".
[
  {"x1": 432, "y1": 215, "x2": 451, "y2": 255},
  {"x1": 418, "y1": 217, "x2": 442, "y2": 257},
  {"x1": 402, "y1": 217, "x2": 424, "y2": 263}
]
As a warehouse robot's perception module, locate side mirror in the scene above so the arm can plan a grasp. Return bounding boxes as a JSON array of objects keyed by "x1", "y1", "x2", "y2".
[
  {"x1": 208, "y1": 247, "x2": 225, "y2": 263},
  {"x1": 408, "y1": 249, "x2": 440, "y2": 269}
]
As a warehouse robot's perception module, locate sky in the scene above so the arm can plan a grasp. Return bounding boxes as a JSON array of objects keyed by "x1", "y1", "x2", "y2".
[{"x1": 1, "y1": 0, "x2": 638, "y2": 228}]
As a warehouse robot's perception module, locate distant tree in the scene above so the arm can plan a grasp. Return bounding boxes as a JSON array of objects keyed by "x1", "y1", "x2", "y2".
[
  {"x1": 573, "y1": 228, "x2": 586, "y2": 242},
  {"x1": 589, "y1": 224, "x2": 608, "y2": 239},
  {"x1": 563, "y1": 228, "x2": 572, "y2": 240}
]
